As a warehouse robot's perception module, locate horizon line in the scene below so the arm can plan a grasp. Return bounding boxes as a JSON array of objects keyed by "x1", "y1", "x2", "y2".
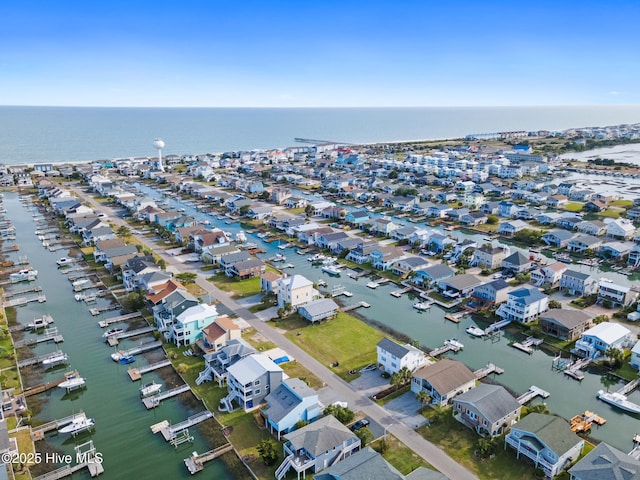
[{"x1": 2, "y1": 104, "x2": 640, "y2": 109}]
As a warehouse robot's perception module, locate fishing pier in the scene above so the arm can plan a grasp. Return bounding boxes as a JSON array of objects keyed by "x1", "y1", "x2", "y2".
[
  {"x1": 98, "y1": 312, "x2": 141, "y2": 327},
  {"x1": 127, "y1": 358, "x2": 172, "y2": 381},
  {"x1": 142, "y1": 384, "x2": 191, "y2": 409},
  {"x1": 184, "y1": 445, "x2": 234, "y2": 474},
  {"x1": 517, "y1": 385, "x2": 550, "y2": 405},
  {"x1": 511, "y1": 336, "x2": 543, "y2": 355},
  {"x1": 473, "y1": 363, "x2": 504, "y2": 379}
]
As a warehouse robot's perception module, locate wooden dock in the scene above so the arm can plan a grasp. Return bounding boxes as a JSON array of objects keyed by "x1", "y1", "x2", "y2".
[
  {"x1": 31, "y1": 411, "x2": 89, "y2": 439},
  {"x1": 14, "y1": 328, "x2": 64, "y2": 348},
  {"x1": 390, "y1": 287, "x2": 412, "y2": 298},
  {"x1": 473, "y1": 363, "x2": 504, "y2": 379},
  {"x1": 32, "y1": 441, "x2": 104, "y2": 478},
  {"x1": 98, "y1": 312, "x2": 141, "y2": 327},
  {"x1": 17, "y1": 350, "x2": 68, "y2": 368},
  {"x1": 484, "y1": 319, "x2": 511, "y2": 334},
  {"x1": 128, "y1": 358, "x2": 172, "y2": 381},
  {"x1": 184, "y1": 444, "x2": 234, "y2": 474},
  {"x1": 341, "y1": 301, "x2": 370, "y2": 312},
  {"x1": 517, "y1": 385, "x2": 550, "y2": 405},
  {"x1": 616, "y1": 378, "x2": 640, "y2": 396},
  {"x1": 430, "y1": 343, "x2": 460, "y2": 357},
  {"x1": 3, "y1": 293, "x2": 46, "y2": 307},
  {"x1": 89, "y1": 304, "x2": 120, "y2": 316},
  {"x1": 570, "y1": 411, "x2": 606, "y2": 433},
  {"x1": 511, "y1": 336, "x2": 543, "y2": 355},
  {"x1": 24, "y1": 370, "x2": 79, "y2": 398},
  {"x1": 3, "y1": 285, "x2": 43, "y2": 298},
  {"x1": 158, "y1": 411, "x2": 214, "y2": 441},
  {"x1": 563, "y1": 358, "x2": 591, "y2": 381},
  {"x1": 444, "y1": 313, "x2": 463, "y2": 324},
  {"x1": 106, "y1": 326, "x2": 155, "y2": 346},
  {"x1": 142, "y1": 384, "x2": 191, "y2": 409},
  {"x1": 113, "y1": 340, "x2": 163, "y2": 361}
]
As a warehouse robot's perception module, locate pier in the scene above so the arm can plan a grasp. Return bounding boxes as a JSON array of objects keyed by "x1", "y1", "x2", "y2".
[
  {"x1": 473, "y1": 363, "x2": 504, "y2": 379},
  {"x1": 444, "y1": 313, "x2": 463, "y2": 324},
  {"x1": 113, "y1": 340, "x2": 163, "y2": 360},
  {"x1": 128, "y1": 358, "x2": 172, "y2": 381},
  {"x1": 157, "y1": 410, "x2": 214, "y2": 441},
  {"x1": 106, "y1": 326, "x2": 156, "y2": 346},
  {"x1": 330, "y1": 285, "x2": 353, "y2": 298},
  {"x1": 184, "y1": 444, "x2": 234, "y2": 475},
  {"x1": 390, "y1": 287, "x2": 412, "y2": 298},
  {"x1": 98, "y1": 312, "x2": 141, "y2": 327},
  {"x1": 142, "y1": 384, "x2": 191, "y2": 409},
  {"x1": 31, "y1": 411, "x2": 89, "y2": 439},
  {"x1": 511, "y1": 336, "x2": 543, "y2": 355},
  {"x1": 17, "y1": 350, "x2": 69, "y2": 368},
  {"x1": 14, "y1": 328, "x2": 64, "y2": 348},
  {"x1": 32, "y1": 441, "x2": 104, "y2": 479},
  {"x1": 89, "y1": 304, "x2": 120, "y2": 316},
  {"x1": 563, "y1": 358, "x2": 592, "y2": 381},
  {"x1": 615, "y1": 378, "x2": 640, "y2": 396},
  {"x1": 430, "y1": 342, "x2": 461, "y2": 357},
  {"x1": 517, "y1": 385, "x2": 550, "y2": 405},
  {"x1": 24, "y1": 370, "x2": 79, "y2": 397},
  {"x1": 341, "y1": 301, "x2": 370, "y2": 312},
  {"x1": 570, "y1": 411, "x2": 606, "y2": 433},
  {"x1": 3, "y1": 293, "x2": 46, "y2": 307},
  {"x1": 3, "y1": 285, "x2": 43, "y2": 298}
]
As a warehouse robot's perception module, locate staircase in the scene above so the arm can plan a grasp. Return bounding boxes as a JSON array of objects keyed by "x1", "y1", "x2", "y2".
[
  {"x1": 196, "y1": 365, "x2": 212, "y2": 385},
  {"x1": 275, "y1": 454, "x2": 294, "y2": 480}
]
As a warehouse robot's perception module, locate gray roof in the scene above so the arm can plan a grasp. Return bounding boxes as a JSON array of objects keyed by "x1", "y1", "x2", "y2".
[
  {"x1": 569, "y1": 234, "x2": 601, "y2": 246},
  {"x1": 419, "y1": 264, "x2": 455, "y2": 279},
  {"x1": 511, "y1": 413, "x2": 581, "y2": 457},
  {"x1": 453, "y1": 384, "x2": 521, "y2": 425},
  {"x1": 405, "y1": 468, "x2": 449, "y2": 480},
  {"x1": 568, "y1": 442, "x2": 640, "y2": 480},
  {"x1": 377, "y1": 338, "x2": 410, "y2": 359},
  {"x1": 539, "y1": 309, "x2": 592, "y2": 329},
  {"x1": 439, "y1": 274, "x2": 482, "y2": 290},
  {"x1": 314, "y1": 447, "x2": 404, "y2": 480},
  {"x1": 264, "y1": 378, "x2": 317, "y2": 424},
  {"x1": 400, "y1": 256, "x2": 429, "y2": 268},
  {"x1": 562, "y1": 269, "x2": 591, "y2": 281},
  {"x1": 233, "y1": 258, "x2": 264, "y2": 270},
  {"x1": 543, "y1": 229, "x2": 575, "y2": 241},
  {"x1": 298, "y1": 298, "x2": 339, "y2": 318},
  {"x1": 502, "y1": 251, "x2": 530, "y2": 266},
  {"x1": 413, "y1": 359, "x2": 476, "y2": 395},
  {"x1": 220, "y1": 251, "x2": 252, "y2": 264},
  {"x1": 284, "y1": 415, "x2": 357, "y2": 457}
]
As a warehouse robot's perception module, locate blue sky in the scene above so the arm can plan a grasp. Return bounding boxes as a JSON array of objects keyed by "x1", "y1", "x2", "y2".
[{"x1": 2, "y1": 0, "x2": 639, "y2": 107}]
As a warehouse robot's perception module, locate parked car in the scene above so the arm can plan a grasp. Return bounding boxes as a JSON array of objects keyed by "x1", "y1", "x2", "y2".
[{"x1": 350, "y1": 418, "x2": 370, "y2": 431}]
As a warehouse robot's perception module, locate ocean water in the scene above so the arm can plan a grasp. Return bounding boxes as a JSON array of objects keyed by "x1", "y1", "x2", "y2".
[{"x1": 1, "y1": 105, "x2": 640, "y2": 164}]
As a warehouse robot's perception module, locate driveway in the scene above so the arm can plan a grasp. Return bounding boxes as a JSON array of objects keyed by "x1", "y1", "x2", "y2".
[
  {"x1": 350, "y1": 369, "x2": 389, "y2": 398},
  {"x1": 383, "y1": 391, "x2": 430, "y2": 429}
]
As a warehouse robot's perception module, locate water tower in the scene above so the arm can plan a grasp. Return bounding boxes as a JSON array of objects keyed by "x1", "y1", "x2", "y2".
[{"x1": 153, "y1": 138, "x2": 165, "y2": 172}]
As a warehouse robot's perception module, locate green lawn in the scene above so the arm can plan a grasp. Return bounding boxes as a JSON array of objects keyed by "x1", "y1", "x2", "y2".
[
  {"x1": 278, "y1": 312, "x2": 385, "y2": 380},
  {"x1": 563, "y1": 202, "x2": 584, "y2": 212},
  {"x1": 371, "y1": 435, "x2": 434, "y2": 475},
  {"x1": 600, "y1": 208, "x2": 623, "y2": 218},
  {"x1": 610, "y1": 199, "x2": 632, "y2": 208},
  {"x1": 208, "y1": 273, "x2": 262, "y2": 298}
]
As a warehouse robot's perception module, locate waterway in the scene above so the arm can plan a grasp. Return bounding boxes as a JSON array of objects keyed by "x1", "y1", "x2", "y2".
[
  {"x1": 3, "y1": 192, "x2": 230, "y2": 478},
  {"x1": 136, "y1": 184, "x2": 640, "y2": 453}
]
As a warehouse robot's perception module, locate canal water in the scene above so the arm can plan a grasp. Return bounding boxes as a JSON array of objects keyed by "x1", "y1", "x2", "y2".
[
  {"x1": 3, "y1": 192, "x2": 230, "y2": 479},
  {"x1": 138, "y1": 184, "x2": 640, "y2": 453}
]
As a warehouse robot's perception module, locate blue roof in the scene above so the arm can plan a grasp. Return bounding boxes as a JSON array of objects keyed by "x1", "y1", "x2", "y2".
[{"x1": 509, "y1": 287, "x2": 547, "y2": 305}]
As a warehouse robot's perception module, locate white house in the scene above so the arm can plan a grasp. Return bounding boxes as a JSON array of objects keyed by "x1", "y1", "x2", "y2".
[
  {"x1": 496, "y1": 287, "x2": 549, "y2": 324},
  {"x1": 376, "y1": 338, "x2": 428, "y2": 375},
  {"x1": 606, "y1": 218, "x2": 636, "y2": 240},
  {"x1": 572, "y1": 322, "x2": 631, "y2": 359},
  {"x1": 276, "y1": 274, "x2": 317, "y2": 308}
]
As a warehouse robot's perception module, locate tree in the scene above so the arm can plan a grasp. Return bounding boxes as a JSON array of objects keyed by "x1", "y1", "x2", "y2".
[
  {"x1": 116, "y1": 225, "x2": 132, "y2": 240},
  {"x1": 374, "y1": 438, "x2": 389, "y2": 455},
  {"x1": 605, "y1": 346, "x2": 624, "y2": 369},
  {"x1": 123, "y1": 292, "x2": 145, "y2": 312},
  {"x1": 416, "y1": 390, "x2": 431, "y2": 410},
  {"x1": 239, "y1": 205, "x2": 251, "y2": 217},
  {"x1": 294, "y1": 420, "x2": 309, "y2": 430},
  {"x1": 354, "y1": 427, "x2": 373, "y2": 447},
  {"x1": 388, "y1": 170, "x2": 398, "y2": 179},
  {"x1": 548, "y1": 299, "x2": 562, "y2": 309},
  {"x1": 391, "y1": 367, "x2": 411, "y2": 391},
  {"x1": 486, "y1": 215, "x2": 498, "y2": 225},
  {"x1": 476, "y1": 437, "x2": 499, "y2": 458},
  {"x1": 256, "y1": 439, "x2": 279, "y2": 466},
  {"x1": 323, "y1": 405, "x2": 355, "y2": 425},
  {"x1": 176, "y1": 272, "x2": 197, "y2": 285}
]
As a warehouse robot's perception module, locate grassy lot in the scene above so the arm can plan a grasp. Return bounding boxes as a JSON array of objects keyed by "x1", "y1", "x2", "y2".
[
  {"x1": 610, "y1": 199, "x2": 632, "y2": 208},
  {"x1": 563, "y1": 202, "x2": 584, "y2": 212},
  {"x1": 284, "y1": 208, "x2": 306, "y2": 215},
  {"x1": 371, "y1": 435, "x2": 434, "y2": 475},
  {"x1": 243, "y1": 328, "x2": 278, "y2": 352},
  {"x1": 208, "y1": 273, "x2": 262, "y2": 298},
  {"x1": 276, "y1": 312, "x2": 385, "y2": 380},
  {"x1": 279, "y1": 360, "x2": 324, "y2": 390},
  {"x1": 600, "y1": 208, "x2": 623, "y2": 218}
]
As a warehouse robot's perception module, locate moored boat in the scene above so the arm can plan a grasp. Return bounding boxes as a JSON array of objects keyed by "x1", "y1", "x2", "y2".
[
  {"x1": 140, "y1": 382, "x2": 162, "y2": 397},
  {"x1": 445, "y1": 338, "x2": 464, "y2": 350},
  {"x1": 58, "y1": 375, "x2": 86, "y2": 390},
  {"x1": 465, "y1": 326, "x2": 486, "y2": 337},
  {"x1": 321, "y1": 264, "x2": 342, "y2": 276},
  {"x1": 119, "y1": 354, "x2": 136, "y2": 365},
  {"x1": 102, "y1": 328, "x2": 123, "y2": 338},
  {"x1": 58, "y1": 414, "x2": 95, "y2": 435},
  {"x1": 413, "y1": 302, "x2": 431, "y2": 311},
  {"x1": 597, "y1": 390, "x2": 640, "y2": 414},
  {"x1": 366, "y1": 281, "x2": 379, "y2": 289},
  {"x1": 9, "y1": 268, "x2": 38, "y2": 281},
  {"x1": 56, "y1": 257, "x2": 73, "y2": 266}
]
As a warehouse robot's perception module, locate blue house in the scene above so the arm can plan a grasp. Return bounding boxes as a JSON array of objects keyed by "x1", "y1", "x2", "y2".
[
  {"x1": 263, "y1": 378, "x2": 320, "y2": 439},
  {"x1": 497, "y1": 200, "x2": 518, "y2": 218},
  {"x1": 344, "y1": 210, "x2": 370, "y2": 226},
  {"x1": 415, "y1": 264, "x2": 455, "y2": 287}
]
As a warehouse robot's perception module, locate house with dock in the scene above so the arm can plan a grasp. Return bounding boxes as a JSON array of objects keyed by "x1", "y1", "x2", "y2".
[
  {"x1": 297, "y1": 298, "x2": 339, "y2": 323},
  {"x1": 496, "y1": 287, "x2": 548, "y2": 324},
  {"x1": 538, "y1": 310, "x2": 593, "y2": 341},
  {"x1": 411, "y1": 359, "x2": 476, "y2": 406},
  {"x1": 166, "y1": 302, "x2": 219, "y2": 347},
  {"x1": 413, "y1": 264, "x2": 455, "y2": 288},
  {"x1": 452, "y1": 384, "x2": 522, "y2": 437},
  {"x1": 437, "y1": 274, "x2": 483, "y2": 299},
  {"x1": 505, "y1": 413, "x2": 584, "y2": 478},
  {"x1": 472, "y1": 278, "x2": 510, "y2": 307},
  {"x1": 572, "y1": 322, "x2": 632, "y2": 359},
  {"x1": 276, "y1": 415, "x2": 361, "y2": 480},
  {"x1": 197, "y1": 338, "x2": 257, "y2": 386},
  {"x1": 262, "y1": 378, "x2": 320, "y2": 440},
  {"x1": 277, "y1": 274, "x2": 317, "y2": 308},
  {"x1": 376, "y1": 338, "x2": 428, "y2": 375}
]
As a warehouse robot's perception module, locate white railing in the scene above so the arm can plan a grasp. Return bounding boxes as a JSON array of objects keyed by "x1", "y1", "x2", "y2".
[{"x1": 275, "y1": 454, "x2": 294, "y2": 480}]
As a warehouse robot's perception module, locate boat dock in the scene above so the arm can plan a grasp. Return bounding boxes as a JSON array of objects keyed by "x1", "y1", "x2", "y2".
[
  {"x1": 10, "y1": 313, "x2": 54, "y2": 332},
  {"x1": 3, "y1": 285, "x2": 43, "y2": 298},
  {"x1": 511, "y1": 336, "x2": 543, "y2": 355},
  {"x1": 31, "y1": 411, "x2": 89, "y2": 440},
  {"x1": 473, "y1": 363, "x2": 504, "y2": 379},
  {"x1": 570, "y1": 411, "x2": 606, "y2": 433},
  {"x1": 89, "y1": 304, "x2": 120, "y2": 316},
  {"x1": 98, "y1": 312, "x2": 142, "y2": 327},
  {"x1": 142, "y1": 384, "x2": 191, "y2": 409},
  {"x1": 157, "y1": 410, "x2": 214, "y2": 441},
  {"x1": 115, "y1": 340, "x2": 163, "y2": 360},
  {"x1": 430, "y1": 342, "x2": 461, "y2": 357},
  {"x1": 341, "y1": 301, "x2": 371, "y2": 312},
  {"x1": 17, "y1": 350, "x2": 68, "y2": 368},
  {"x1": 106, "y1": 326, "x2": 156, "y2": 346},
  {"x1": 14, "y1": 327, "x2": 64, "y2": 348},
  {"x1": 3, "y1": 293, "x2": 46, "y2": 307},
  {"x1": 517, "y1": 385, "x2": 550, "y2": 405},
  {"x1": 184, "y1": 444, "x2": 234, "y2": 475},
  {"x1": 563, "y1": 358, "x2": 592, "y2": 381},
  {"x1": 330, "y1": 285, "x2": 353, "y2": 298},
  {"x1": 444, "y1": 313, "x2": 464, "y2": 324},
  {"x1": 24, "y1": 370, "x2": 79, "y2": 397},
  {"x1": 390, "y1": 287, "x2": 412, "y2": 298},
  {"x1": 484, "y1": 319, "x2": 511, "y2": 334},
  {"x1": 32, "y1": 441, "x2": 104, "y2": 479},
  {"x1": 616, "y1": 378, "x2": 640, "y2": 396},
  {"x1": 128, "y1": 358, "x2": 172, "y2": 381}
]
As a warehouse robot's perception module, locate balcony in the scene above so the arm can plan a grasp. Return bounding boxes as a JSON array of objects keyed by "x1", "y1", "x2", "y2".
[{"x1": 505, "y1": 435, "x2": 555, "y2": 473}]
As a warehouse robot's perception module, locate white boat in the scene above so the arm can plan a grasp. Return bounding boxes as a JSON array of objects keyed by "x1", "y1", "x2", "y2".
[
  {"x1": 366, "y1": 281, "x2": 379, "y2": 289},
  {"x1": 56, "y1": 257, "x2": 73, "y2": 266},
  {"x1": 72, "y1": 279, "x2": 91, "y2": 290},
  {"x1": 445, "y1": 338, "x2": 464, "y2": 350},
  {"x1": 102, "y1": 328, "x2": 123, "y2": 338},
  {"x1": 140, "y1": 382, "x2": 162, "y2": 398},
  {"x1": 58, "y1": 375, "x2": 86, "y2": 390},
  {"x1": 308, "y1": 253, "x2": 326, "y2": 262},
  {"x1": 465, "y1": 326, "x2": 486, "y2": 337},
  {"x1": 413, "y1": 302, "x2": 431, "y2": 311},
  {"x1": 42, "y1": 353, "x2": 68, "y2": 367},
  {"x1": 9, "y1": 269, "x2": 38, "y2": 281},
  {"x1": 58, "y1": 414, "x2": 95, "y2": 435},
  {"x1": 235, "y1": 231, "x2": 246, "y2": 243},
  {"x1": 322, "y1": 264, "x2": 342, "y2": 276},
  {"x1": 597, "y1": 390, "x2": 640, "y2": 414},
  {"x1": 26, "y1": 315, "x2": 54, "y2": 330},
  {"x1": 111, "y1": 351, "x2": 125, "y2": 362}
]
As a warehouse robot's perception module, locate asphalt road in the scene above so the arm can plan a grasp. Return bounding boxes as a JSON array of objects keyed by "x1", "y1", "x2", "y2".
[{"x1": 70, "y1": 184, "x2": 479, "y2": 480}]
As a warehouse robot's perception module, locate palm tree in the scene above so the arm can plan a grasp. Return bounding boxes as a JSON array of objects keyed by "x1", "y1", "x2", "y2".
[
  {"x1": 416, "y1": 390, "x2": 431, "y2": 409},
  {"x1": 605, "y1": 346, "x2": 624, "y2": 369},
  {"x1": 116, "y1": 225, "x2": 132, "y2": 241}
]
